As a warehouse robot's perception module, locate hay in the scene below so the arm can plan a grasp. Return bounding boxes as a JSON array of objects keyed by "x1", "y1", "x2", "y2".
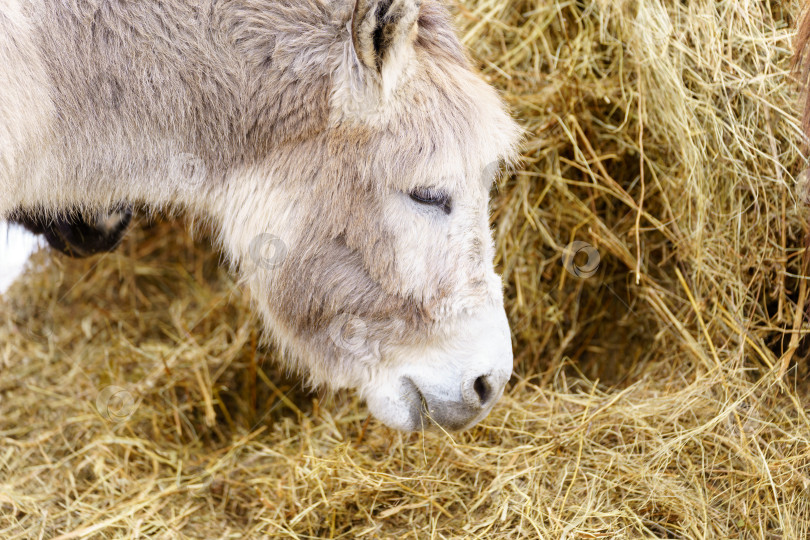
[{"x1": 2, "y1": 0, "x2": 810, "y2": 537}]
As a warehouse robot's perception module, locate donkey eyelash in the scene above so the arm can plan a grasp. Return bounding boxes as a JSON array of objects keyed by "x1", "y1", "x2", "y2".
[{"x1": 409, "y1": 188, "x2": 453, "y2": 215}]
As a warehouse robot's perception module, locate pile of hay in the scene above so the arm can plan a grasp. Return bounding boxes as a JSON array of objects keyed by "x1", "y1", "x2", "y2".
[{"x1": 2, "y1": 0, "x2": 809, "y2": 537}]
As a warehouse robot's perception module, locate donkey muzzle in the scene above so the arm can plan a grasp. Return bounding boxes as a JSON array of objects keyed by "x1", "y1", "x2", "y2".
[{"x1": 365, "y1": 305, "x2": 513, "y2": 432}]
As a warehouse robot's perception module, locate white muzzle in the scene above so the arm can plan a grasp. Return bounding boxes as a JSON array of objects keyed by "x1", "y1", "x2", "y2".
[{"x1": 364, "y1": 305, "x2": 513, "y2": 432}]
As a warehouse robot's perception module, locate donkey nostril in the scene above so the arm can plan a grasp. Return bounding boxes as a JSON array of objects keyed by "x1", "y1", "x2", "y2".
[
  {"x1": 472, "y1": 375, "x2": 491, "y2": 406},
  {"x1": 461, "y1": 373, "x2": 505, "y2": 410}
]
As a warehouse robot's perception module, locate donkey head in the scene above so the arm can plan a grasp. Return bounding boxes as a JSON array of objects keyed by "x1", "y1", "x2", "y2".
[{"x1": 225, "y1": 0, "x2": 521, "y2": 431}]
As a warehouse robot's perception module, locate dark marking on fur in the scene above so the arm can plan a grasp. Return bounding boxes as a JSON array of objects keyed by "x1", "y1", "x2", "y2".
[
  {"x1": 10, "y1": 206, "x2": 132, "y2": 258},
  {"x1": 372, "y1": 0, "x2": 394, "y2": 68}
]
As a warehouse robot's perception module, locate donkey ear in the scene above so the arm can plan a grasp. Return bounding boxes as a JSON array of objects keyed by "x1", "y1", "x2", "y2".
[{"x1": 352, "y1": 0, "x2": 421, "y2": 72}]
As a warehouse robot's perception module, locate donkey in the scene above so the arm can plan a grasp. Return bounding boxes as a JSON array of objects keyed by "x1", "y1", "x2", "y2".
[{"x1": 0, "y1": 0, "x2": 522, "y2": 432}]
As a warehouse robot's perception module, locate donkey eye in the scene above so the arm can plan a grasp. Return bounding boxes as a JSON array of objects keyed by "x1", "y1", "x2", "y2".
[{"x1": 409, "y1": 188, "x2": 452, "y2": 215}]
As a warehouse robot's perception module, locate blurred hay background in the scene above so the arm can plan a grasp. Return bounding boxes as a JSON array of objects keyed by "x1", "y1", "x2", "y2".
[{"x1": 2, "y1": 0, "x2": 810, "y2": 537}]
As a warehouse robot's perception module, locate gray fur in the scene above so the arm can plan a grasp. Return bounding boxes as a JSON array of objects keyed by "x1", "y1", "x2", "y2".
[{"x1": 0, "y1": 0, "x2": 522, "y2": 431}]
